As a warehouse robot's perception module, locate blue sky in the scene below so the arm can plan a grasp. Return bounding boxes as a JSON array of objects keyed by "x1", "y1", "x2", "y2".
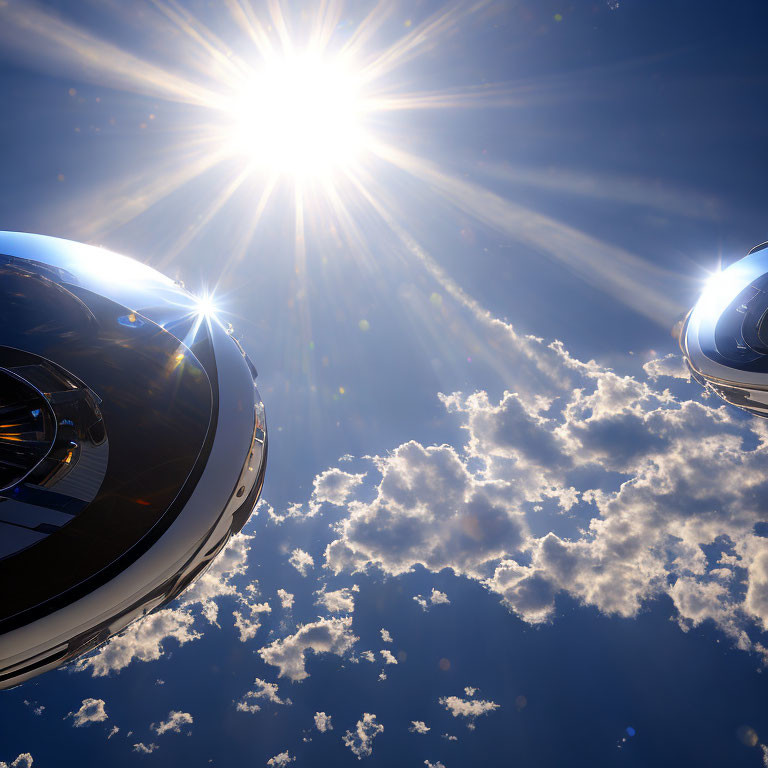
[{"x1": 2, "y1": 1, "x2": 768, "y2": 766}]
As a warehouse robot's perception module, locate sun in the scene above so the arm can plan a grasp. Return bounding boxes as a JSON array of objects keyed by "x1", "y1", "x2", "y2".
[{"x1": 224, "y1": 51, "x2": 368, "y2": 179}]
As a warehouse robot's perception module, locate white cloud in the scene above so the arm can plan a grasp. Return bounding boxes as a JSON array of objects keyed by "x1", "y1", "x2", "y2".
[
  {"x1": 439, "y1": 694, "x2": 499, "y2": 728},
  {"x1": 325, "y1": 439, "x2": 526, "y2": 580},
  {"x1": 233, "y1": 600, "x2": 271, "y2": 642},
  {"x1": 310, "y1": 468, "x2": 366, "y2": 513},
  {"x1": 74, "y1": 534, "x2": 255, "y2": 676},
  {"x1": 360, "y1": 650, "x2": 376, "y2": 663},
  {"x1": 380, "y1": 649, "x2": 397, "y2": 665},
  {"x1": 310, "y1": 310, "x2": 768, "y2": 659},
  {"x1": 236, "y1": 678, "x2": 291, "y2": 713},
  {"x1": 0, "y1": 755, "x2": 33, "y2": 768},
  {"x1": 343, "y1": 713, "x2": 384, "y2": 759},
  {"x1": 380, "y1": 629, "x2": 393, "y2": 643},
  {"x1": 409, "y1": 721, "x2": 430, "y2": 734},
  {"x1": 378, "y1": 670, "x2": 387, "y2": 681},
  {"x1": 414, "y1": 589, "x2": 450, "y2": 611},
  {"x1": 65, "y1": 698, "x2": 107, "y2": 727},
  {"x1": 430, "y1": 589, "x2": 450, "y2": 605},
  {"x1": 314, "y1": 712, "x2": 333, "y2": 732},
  {"x1": 180, "y1": 533, "x2": 252, "y2": 626},
  {"x1": 464, "y1": 686, "x2": 477, "y2": 696},
  {"x1": 258, "y1": 617, "x2": 357, "y2": 681},
  {"x1": 107, "y1": 726, "x2": 120, "y2": 739},
  {"x1": 643, "y1": 353, "x2": 689, "y2": 381},
  {"x1": 132, "y1": 743, "x2": 158, "y2": 754},
  {"x1": 277, "y1": 589, "x2": 295, "y2": 610},
  {"x1": 441, "y1": 733, "x2": 458, "y2": 741},
  {"x1": 289, "y1": 548, "x2": 315, "y2": 576},
  {"x1": 265, "y1": 501, "x2": 306, "y2": 525},
  {"x1": 424, "y1": 762, "x2": 446, "y2": 768},
  {"x1": 151, "y1": 710, "x2": 193, "y2": 736},
  {"x1": 267, "y1": 751, "x2": 294, "y2": 767},
  {"x1": 75, "y1": 607, "x2": 201, "y2": 676},
  {"x1": 315, "y1": 586, "x2": 355, "y2": 613}
]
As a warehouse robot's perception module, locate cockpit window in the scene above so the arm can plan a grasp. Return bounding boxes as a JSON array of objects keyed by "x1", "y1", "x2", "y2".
[{"x1": 0, "y1": 368, "x2": 55, "y2": 490}]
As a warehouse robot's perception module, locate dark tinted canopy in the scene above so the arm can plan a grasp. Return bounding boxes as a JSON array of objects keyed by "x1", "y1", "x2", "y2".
[{"x1": 0, "y1": 262, "x2": 216, "y2": 627}]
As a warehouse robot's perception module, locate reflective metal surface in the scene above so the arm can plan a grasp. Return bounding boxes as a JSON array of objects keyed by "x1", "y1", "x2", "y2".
[
  {"x1": 682, "y1": 242, "x2": 768, "y2": 417},
  {"x1": 0, "y1": 232, "x2": 267, "y2": 688}
]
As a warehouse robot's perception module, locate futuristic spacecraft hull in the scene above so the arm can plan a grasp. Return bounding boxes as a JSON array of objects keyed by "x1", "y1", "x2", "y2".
[
  {"x1": 0, "y1": 232, "x2": 266, "y2": 688},
  {"x1": 681, "y1": 242, "x2": 768, "y2": 417}
]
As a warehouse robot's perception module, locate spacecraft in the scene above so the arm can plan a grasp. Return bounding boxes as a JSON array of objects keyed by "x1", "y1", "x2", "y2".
[
  {"x1": 681, "y1": 241, "x2": 768, "y2": 417},
  {"x1": 0, "y1": 232, "x2": 267, "y2": 688}
]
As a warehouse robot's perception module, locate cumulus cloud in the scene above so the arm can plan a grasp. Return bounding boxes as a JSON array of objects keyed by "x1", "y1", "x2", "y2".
[
  {"x1": 180, "y1": 533, "x2": 253, "y2": 626},
  {"x1": 263, "y1": 469, "x2": 365, "y2": 524},
  {"x1": 151, "y1": 710, "x2": 193, "y2": 736},
  {"x1": 380, "y1": 649, "x2": 397, "y2": 665},
  {"x1": 132, "y1": 743, "x2": 158, "y2": 754},
  {"x1": 277, "y1": 589, "x2": 295, "y2": 610},
  {"x1": 439, "y1": 693, "x2": 499, "y2": 729},
  {"x1": 343, "y1": 713, "x2": 384, "y2": 759},
  {"x1": 310, "y1": 468, "x2": 366, "y2": 512},
  {"x1": 267, "y1": 751, "x2": 294, "y2": 766},
  {"x1": 74, "y1": 534, "x2": 255, "y2": 676},
  {"x1": 0, "y1": 755, "x2": 33, "y2": 768},
  {"x1": 315, "y1": 712, "x2": 333, "y2": 732},
  {"x1": 424, "y1": 762, "x2": 446, "y2": 768},
  {"x1": 289, "y1": 548, "x2": 315, "y2": 576},
  {"x1": 325, "y1": 438, "x2": 527, "y2": 579},
  {"x1": 65, "y1": 698, "x2": 108, "y2": 727},
  {"x1": 380, "y1": 629, "x2": 393, "y2": 643},
  {"x1": 309, "y1": 309, "x2": 768, "y2": 659},
  {"x1": 236, "y1": 678, "x2": 291, "y2": 713},
  {"x1": 643, "y1": 353, "x2": 690, "y2": 381},
  {"x1": 414, "y1": 588, "x2": 451, "y2": 611},
  {"x1": 315, "y1": 586, "x2": 355, "y2": 613},
  {"x1": 75, "y1": 608, "x2": 201, "y2": 676},
  {"x1": 258, "y1": 617, "x2": 357, "y2": 681},
  {"x1": 233, "y1": 600, "x2": 272, "y2": 642},
  {"x1": 410, "y1": 721, "x2": 430, "y2": 734}
]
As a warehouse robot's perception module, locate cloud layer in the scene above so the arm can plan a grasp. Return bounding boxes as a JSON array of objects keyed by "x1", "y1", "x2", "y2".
[{"x1": 314, "y1": 313, "x2": 768, "y2": 659}]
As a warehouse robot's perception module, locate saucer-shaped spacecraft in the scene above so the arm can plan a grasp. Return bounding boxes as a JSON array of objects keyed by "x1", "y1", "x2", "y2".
[
  {"x1": 681, "y1": 242, "x2": 768, "y2": 417},
  {"x1": 0, "y1": 232, "x2": 266, "y2": 688}
]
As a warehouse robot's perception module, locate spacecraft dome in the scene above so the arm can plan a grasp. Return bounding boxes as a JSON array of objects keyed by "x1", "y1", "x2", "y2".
[
  {"x1": 0, "y1": 232, "x2": 267, "y2": 688},
  {"x1": 681, "y1": 241, "x2": 768, "y2": 417}
]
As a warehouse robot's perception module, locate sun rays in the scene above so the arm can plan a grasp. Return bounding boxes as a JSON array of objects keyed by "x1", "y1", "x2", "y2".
[{"x1": 0, "y1": 0, "x2": 690, "y2": 328}]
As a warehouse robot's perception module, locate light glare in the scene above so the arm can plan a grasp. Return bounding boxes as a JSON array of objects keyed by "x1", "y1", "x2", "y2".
[
  {"x1": 225, "y1": 52, "x2": 366, "y2": 178},
  {"x1": 195, "y1": 294, "x2": 217, "y2": 319}
]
